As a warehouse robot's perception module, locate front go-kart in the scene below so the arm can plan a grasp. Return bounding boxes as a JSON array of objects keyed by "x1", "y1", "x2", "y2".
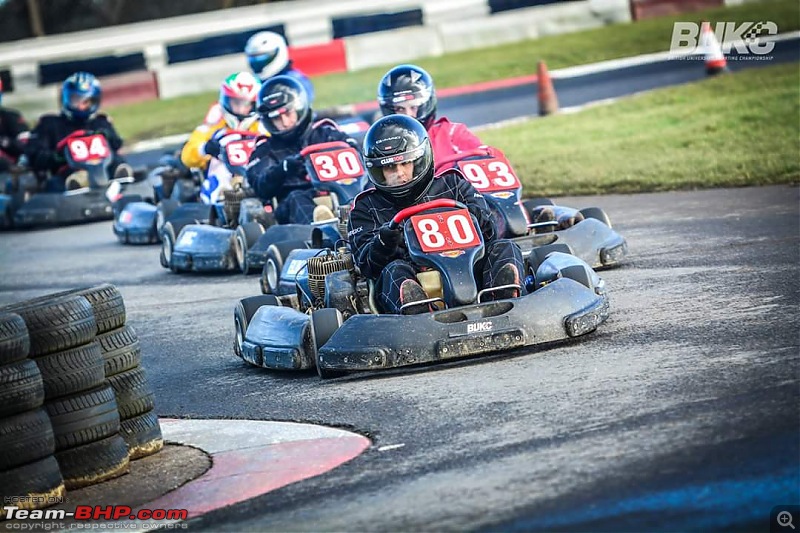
[
  {"x1": 159, "y1": 132, "x2": 271, "y2": 273},
  {"x1": 10, "y1": 131, "x2": 148, "y2": 228},
  {"x1": 234, "y1": 199, "x2": 609, "y2": 378},
  {"x1": 441, "y1": 148, "x2": 628, "y2": 269},
  {"x1": 235, "y1": 141, "x2": 366, "y2": 281}
]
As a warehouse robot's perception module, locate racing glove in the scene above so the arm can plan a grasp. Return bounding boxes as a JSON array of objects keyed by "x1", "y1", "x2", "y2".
[
  {"x1": 204, "y1": 138, "x2": 222, "y2": 159},
  {"x1": 281, "y1": 154, "x2": 305, "y2": 177},
  {"x1": 377, "y1": 223, "x2": 403, "y2": 251}
]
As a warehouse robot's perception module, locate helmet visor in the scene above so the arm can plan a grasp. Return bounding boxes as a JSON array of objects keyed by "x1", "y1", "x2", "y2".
[
  {"x1": 248, "y1": 51, "x2": 279, "y2": 75},
  {"x1": 224, "y1": 96, "x2": 255, "y2": 118},
  {"x1": 68, "y1": 93, "x2": 99, "y2": 112},
  {"x1": 365, "y1": 144, "x2": 431, "y2": 187}
]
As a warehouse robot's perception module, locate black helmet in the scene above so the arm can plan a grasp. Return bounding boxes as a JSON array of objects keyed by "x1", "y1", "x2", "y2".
[
  {"x1": 363, "y1": 114, "x2": 434, "y2": 207},
  {"x1": 256, "y1": 75, "x2": 311, "y2": 142},
  {"x1": 377, "y1": 64, "x2": 437, "y2": 128}
]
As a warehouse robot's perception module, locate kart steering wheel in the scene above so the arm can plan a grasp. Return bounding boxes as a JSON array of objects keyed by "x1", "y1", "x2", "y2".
[{"x1": 388, "y1": 199, "x2": 466, "y2": 230}]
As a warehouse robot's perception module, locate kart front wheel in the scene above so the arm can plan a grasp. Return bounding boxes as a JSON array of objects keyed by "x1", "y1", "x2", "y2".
[
  {"x1": 578, "y1": 207, "x2": 612, "y2": 228},
  {"x1": 160, "y1": 222, "x2": 177, "y2": 270},
  {"x1": 311, "y1": 308, "x2": 346, "y2": 379},
  {"x1": 234, "y1": 222, "x2": 265, "y2": 275},
  {"x1": 263, "y1": 239, "x2": 307, "y2": 295}
]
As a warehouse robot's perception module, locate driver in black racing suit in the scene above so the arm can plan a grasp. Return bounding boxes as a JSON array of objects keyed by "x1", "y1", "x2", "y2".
[{"x1": 347, "y1": 114, "x2": 525, "y2": 315}]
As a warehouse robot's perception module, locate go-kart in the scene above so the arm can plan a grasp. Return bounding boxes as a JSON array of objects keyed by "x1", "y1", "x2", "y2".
[
  {"x1": 112, "y1": 153, "x2": 200, "y2": 244},
  {"x1": 438, "y1": 148, "x2": 628, "y2": 269},
  {"x1": 233, "y1": 199, "x2": 609, "y2": 378},
  {"x1": 233, "y1": 140, "x2": 367, "y2": 284},
  {"x1": 0, "y1": 131, "x2": 150, "y2": 229},
  {"x1": 158, "y1": 131, "x2": 272, "y2": 273}
]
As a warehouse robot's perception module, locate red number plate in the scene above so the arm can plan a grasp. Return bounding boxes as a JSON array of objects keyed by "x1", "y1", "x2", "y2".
[
  {"x1": 410, "y1": 208, "x2": 481, "y2": 253},
  {"x1": 458, "y1": 155, "x2": 520, "y2": 192},
  {"x1": 68, "y1": 134, "x2": 110, "y2": 162},
  {"x1": 310, "y1": 147, "x2": 364, "y2": 182},
  {"x1": 224, "y1": 140, "x2": 255, "y2": 167}
]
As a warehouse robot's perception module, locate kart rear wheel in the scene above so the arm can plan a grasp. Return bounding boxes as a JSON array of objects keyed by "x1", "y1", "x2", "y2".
[
  {"x1": 263, "y1": 239, "x2": 307, "y2": 295},
  {"x1": 522, "y1": 197, "x2": 554, "y2": 217},
  {"x1": 234, "y1": 295, "x2": 280, "y2": 360},
  {"x1": 311, "y1": 308, "x2": 346, "y2": 379},
  {"x1": 527, "y1": 243, "x2": 574, "y2": 278},
  {"x1": 235, "y1": 222, "x2": 265, "y2": 275},
  {"x1": 578, "y1": 207, "x2": 612, "y2": 228}
]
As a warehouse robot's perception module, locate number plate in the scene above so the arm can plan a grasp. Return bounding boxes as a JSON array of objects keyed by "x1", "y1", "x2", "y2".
[
  {"x1": 410, "y1": 208, "x2": 481, "y2": 253},
  {"x1": 224, "y1": 140, "x2": 255, "y2": 167},
  {"x1": 458, "y1": 155, "x2": 520, "y2": 192},
  {"x1": 68, "y1": 134, "x2": 110, "y2": 162},
  {"x1": 310, "y1": 147, "x2": 364, "y2": 181}
]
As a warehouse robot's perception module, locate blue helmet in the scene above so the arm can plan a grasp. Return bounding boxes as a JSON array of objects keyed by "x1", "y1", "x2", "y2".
[{"x1": 61, "y1": 72, "x2": 102, "y2": 121}]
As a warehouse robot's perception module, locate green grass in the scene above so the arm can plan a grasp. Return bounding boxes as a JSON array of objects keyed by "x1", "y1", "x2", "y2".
[
  {"x1": 110, "y1": 0, "x2": 799, "y2": 143},
  {"x1": 477, "y1": 62, "x2": 800, "y2": 196}
]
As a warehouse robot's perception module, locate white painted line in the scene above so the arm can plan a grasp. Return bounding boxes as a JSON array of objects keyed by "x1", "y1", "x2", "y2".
[{"x1": 377, "y1": 443, "x2": 406, "y2": 452}]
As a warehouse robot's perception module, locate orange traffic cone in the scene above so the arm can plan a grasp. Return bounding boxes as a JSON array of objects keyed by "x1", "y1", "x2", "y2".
[
  {"x1": 537, "y1": 61, "x2": 559, "y2": 116},
  {"x1": 701, "y1": 21, "x2": 729, "y2": 75}
]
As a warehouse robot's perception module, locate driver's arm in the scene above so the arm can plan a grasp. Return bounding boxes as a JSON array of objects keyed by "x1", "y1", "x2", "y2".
[
  {"x1": 180, "y1": 125, "x2": 213, "y2": 170},
  {"x1": 25, "y1": 118, "x2": 60, "y2": 173},
  {"x1": 348, "y1": 192, "x2": 401, "y2": 280}
]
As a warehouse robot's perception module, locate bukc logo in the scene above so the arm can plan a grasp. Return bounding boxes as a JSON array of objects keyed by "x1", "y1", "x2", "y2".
[{"x1": 670, "y1": 21, "x2": 777, "y2": 55}]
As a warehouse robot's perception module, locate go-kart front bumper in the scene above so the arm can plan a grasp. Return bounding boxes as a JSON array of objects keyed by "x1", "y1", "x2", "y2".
[
  {"x1": 170, "y1": 224, "x2": 238, "y2": 272},
  {"x1": 113, "y1": 202, "x2": 158, "y2": 244}
]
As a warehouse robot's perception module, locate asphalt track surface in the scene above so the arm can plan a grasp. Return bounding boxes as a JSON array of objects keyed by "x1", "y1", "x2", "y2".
[
  {"x1": 1, "y1": 185, "x2": 797, "y2": 531},
  {"x1": 2, "y1": 43, "x2": 799, "y2": 530}
]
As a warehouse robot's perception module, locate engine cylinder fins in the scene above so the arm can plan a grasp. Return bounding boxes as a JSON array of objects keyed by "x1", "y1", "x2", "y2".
[
  {"x1": 223, "y1": 189, "x2": 246, "y2": 225},
  {"x1": 307, "y1": 252, "x2": 354, "y2": 300}
]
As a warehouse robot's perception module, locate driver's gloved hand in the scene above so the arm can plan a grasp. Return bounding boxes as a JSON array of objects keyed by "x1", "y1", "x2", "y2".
[
  {"x1": 281, "y1": 154, "x2": 304, "y2": 177},
  {"x1": 377, "y1": 223, "x2": 403, "y2": 251},
  {"x1": 204, "y1": 138, "x2": 222, "y2": 159}
]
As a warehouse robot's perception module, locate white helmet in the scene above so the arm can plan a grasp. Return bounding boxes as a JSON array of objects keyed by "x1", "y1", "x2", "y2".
[{"x1": 244, "y1": 31, "x2": 290, "y2": 81}]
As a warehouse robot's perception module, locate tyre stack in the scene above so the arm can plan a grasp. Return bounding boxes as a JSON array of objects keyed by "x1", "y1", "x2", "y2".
[
  {"x1": 77, "y1": 284, "x2": 163, "y2": 460},
  {"x1": 7, "y1": 293, "x2": 130, "y2": 490},
  {"x1": 0, "y1": 312, "x2": 65, "y2": 519}
]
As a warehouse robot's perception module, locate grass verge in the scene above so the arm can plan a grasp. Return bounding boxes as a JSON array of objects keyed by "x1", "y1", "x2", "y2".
[
  {"x1": 477, "y1": 62, "x2": 799, "y2": 196},
  {"x1": 109, "y1": 0, "x2": 798, "y2": 143}
]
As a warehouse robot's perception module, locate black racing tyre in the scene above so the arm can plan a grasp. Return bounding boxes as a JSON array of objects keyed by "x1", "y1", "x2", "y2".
[
  {"x1": 522, "y1": 197, "x2": 554, "y2": 218},
  {"x1": 578, "y1": 207, "x2": 612, "y2": 228},
  {"x1": 96, "y1": 325, "x2": 141, "y2": 378},
  {"x1": 0, "y1": 359, "x2": 45, "y2": 417},
  {"x1": 0, "y1": 408, "x2": 55, "y2": 470},
  {"x1": 264, "y1": 239, "x2": 307, "y2": 295},
  {"x1": 120, "y1": 410, "x2": 164, "y2": 460},
  {"x1": 4, "y1": 294, "x2": 96, "y2": 357},
  {"x1": 235, "y1": 222, "x2": 266, "y2": 275},
  {"x1": 234, "y1": 295, "x2": 280, "y2": 359},
  {"x1": 0, "y1": 455, "x2": 65, "y2": 517},
  {"x1": 0, "y1": 312, "x2": 29, "y2": 364},
  {"x1": 34, "y1": 340, "x2": 105, "y2": 399},
  {"x1": 560, "y1": 264, "x2": 593, "y2": 289},
  {"x1": 155, "y1": 198, "x2": 180, "y2": 230},
  {"x1": 160, "y1": 221, "x2": 178, "y2": 269},
  {"x1": 14, "y1": 284, "x2": 125, "y2": 335},
  {"x1": 106, "y1": 367, "x2": 156, "y2": 420},
  {"x1": 311, "y1": 308, "x2": 345, "y2": 379},
  {"x1": 527, "y1": 243, "x2": 574, "y2": 276},
  {"x1": 56, "y1": 434, "x2": 130, "y2": 490},
  {"x1": 45, "y1": 384, "x2": 120, "y2": 450}
]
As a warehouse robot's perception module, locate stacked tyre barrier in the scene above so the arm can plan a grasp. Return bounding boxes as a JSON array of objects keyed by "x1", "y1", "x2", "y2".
[
  {"x1": 0, "y1": 284, "x2": 163, "y2": 510},
  {"x1": 0, "y1": 312, "x2": 65, "y2": 519}
]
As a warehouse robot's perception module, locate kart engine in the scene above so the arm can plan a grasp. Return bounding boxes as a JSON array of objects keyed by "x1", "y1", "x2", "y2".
[
  {"x1": 307, "y1": 249, "x2": 354, "y2": 301},
  {"x1": 223, "y1": 189, "x2": 246, "y2": 227}
]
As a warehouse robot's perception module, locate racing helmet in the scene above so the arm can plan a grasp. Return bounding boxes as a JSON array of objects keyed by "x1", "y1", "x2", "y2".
[
  {"x1": 219, "y1": 72, "x2": 261, "y2": 129},
  {"x1": 377, "y1": 64, "x2": 437, "y2": 128},
  {"x1": 244, "y1": 31, "x2": 290, "y2": 81},
  {"x1": 363, "y1": 114, "x2": 434, "y2": 207},
  {"x1": 61, "y1": 72, "x2": 101, "y2": 121},
  {"x1": 256, "y1": 75, "x2": 311, "y2": 142}
]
